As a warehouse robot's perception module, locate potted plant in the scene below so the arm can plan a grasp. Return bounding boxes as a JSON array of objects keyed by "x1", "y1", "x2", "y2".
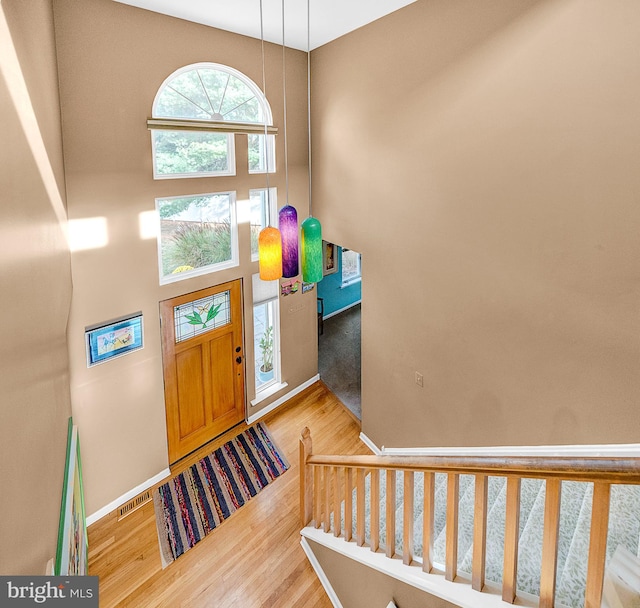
[{"x1": 258, "y1": 325, "x2": 274, "y2": 383}]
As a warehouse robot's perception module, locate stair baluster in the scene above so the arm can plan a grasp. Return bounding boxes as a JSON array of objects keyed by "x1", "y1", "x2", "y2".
[
  {"x1": 356, "y1": 468, "x2": 366, "y2": 546},
  {"x1": 333, "y1": 466, "x2": 341, "y2": 538},
  {"x1": 502, "y1": 477, "x2": 521, "y2": 603},
  {"x1": 472, "y1": 473, "x2": 489, "y2": 592},
  {"x1": 445, "y1": 473, "x2": 460, "y2": 581},
  {"x1": 386, "y1": 470, "x2": 396, "y2": 558},
  {"x1": 313, "y1": 465, "x2": 322, "y2": 529},
  {"x1": 585, "y1": 482, "x2": 611, "y2": 608},
  {"x1": 540, "y1": 478, "x2": 562, "y2": 608},
  {"x1": 423, "y1": 472, "x2": 435, "y2": 574},
  {"x1": 344, "y1": 468, "x2": 353, "y2": 542},
  {"x1": 370, "y1": 469, "x2": 380, "y2": 552},
  {"x1": 403, "y1": 471, "x2": 414, "y2": 565}
]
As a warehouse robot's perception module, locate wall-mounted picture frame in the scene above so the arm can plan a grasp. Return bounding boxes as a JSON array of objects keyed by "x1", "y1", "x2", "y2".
[
  {"x1": 322, "y1": 241, "x2": 338, "y2": 276},
  {"x1": 85, "y1": 312, "x2": 143, "y2": 367},
  {"x1": 281, "y1": 279, "x2": 300, "y2": 296},
  {"x1": 55, "y1": 418, "x2": 88, "y2": 576}
]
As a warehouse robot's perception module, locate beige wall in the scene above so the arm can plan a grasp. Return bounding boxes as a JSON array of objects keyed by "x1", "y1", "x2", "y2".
[
  {"x1": 308, "y1": 540, "x2": 458, "y2": 608},
  {"x1": 53, "y1": 0, "x2": 316, "y2": 516},
  {"x1": 312, "y1": 0, "x2": 640, "y2": 448},
  {"x1": 0, "y1": 0, "x2": 72, "y2": 574}
]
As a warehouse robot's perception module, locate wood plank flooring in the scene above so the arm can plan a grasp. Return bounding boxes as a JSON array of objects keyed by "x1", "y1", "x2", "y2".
[{"x1": 88, "y1": 381, "x2": 369, "y2": 607}]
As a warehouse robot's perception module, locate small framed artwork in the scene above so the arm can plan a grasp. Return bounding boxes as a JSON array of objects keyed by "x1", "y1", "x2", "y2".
[
  {"x1": 322, "y1": 241, "x2": 338, "y2": 276},
  {"x1": 85, "y1": 312, "x2": 143, "y2": 367},
  {"x1": 281, "y1": 279, "x2": 300, "y2": 296},
  {"x1": 56, "y1": 418, "x2": 88, "y2": 575}
]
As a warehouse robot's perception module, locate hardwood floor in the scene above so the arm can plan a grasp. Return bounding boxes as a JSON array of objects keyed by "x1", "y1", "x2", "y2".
[{"x1": 88, "y1": 381, "x2": 370, "y2": 607}]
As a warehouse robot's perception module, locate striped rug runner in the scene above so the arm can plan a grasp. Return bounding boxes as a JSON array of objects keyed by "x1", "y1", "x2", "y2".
[{"x1": 153, "y1": 422, "x2": 289, "y2": 567}]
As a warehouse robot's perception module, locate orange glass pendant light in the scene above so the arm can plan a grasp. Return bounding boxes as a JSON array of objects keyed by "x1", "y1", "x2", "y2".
[{"x1": 258, "y1": 226, "x2": 282, "y2": 280}]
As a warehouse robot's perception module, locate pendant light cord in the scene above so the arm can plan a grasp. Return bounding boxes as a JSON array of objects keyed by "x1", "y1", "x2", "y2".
[
  {"x1": 282, "y1": 0, "x2": 290, "y2": 206},
  {"x1": 259, "y1": 0, "x2": 272, "y2": 224},
  {"x1": 307, "y1": 0, "x2": 312, "y2": 217}
]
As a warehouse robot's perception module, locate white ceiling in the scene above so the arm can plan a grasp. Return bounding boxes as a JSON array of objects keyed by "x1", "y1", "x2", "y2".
[{"x1": 113, "y1": 0, "x2": 417, "y2": 51}]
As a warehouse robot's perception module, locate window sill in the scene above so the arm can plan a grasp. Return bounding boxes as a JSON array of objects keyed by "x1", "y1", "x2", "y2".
[
  {"x1": 340, "y1": 277, "x2": 362, "y2": 289},
  {"x1": 250, "y1": 381, "x2": 288, "y2": 407}
]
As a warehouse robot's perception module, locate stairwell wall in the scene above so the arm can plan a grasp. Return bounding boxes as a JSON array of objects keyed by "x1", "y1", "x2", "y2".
[
  {"x1": 0, "y1": 0, "x2": 73, "y2": 574},
  {"x1": 53, "y1": 0, "x2": 316, "y2": 517},
  {"x1": 311, "y1": 0, "x2": 640, "y2": 449},
  {"x1": 307, "y1": 539, "x2": 458, "y2": 608}
]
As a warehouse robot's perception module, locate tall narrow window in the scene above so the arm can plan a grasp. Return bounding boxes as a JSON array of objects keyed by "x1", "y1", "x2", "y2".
[
  {"x1": 248, "y1": 134, "x2": 276, "y2": 174},
  {"x1": 249, "y1": 188, "x2": 277, "y2": 261},
  {"x1": 252, "y1": 274, "x2": 280, "y2": 395},
  {"x1": 151, "y1": 63, "x2": 275, "y2": 179}
]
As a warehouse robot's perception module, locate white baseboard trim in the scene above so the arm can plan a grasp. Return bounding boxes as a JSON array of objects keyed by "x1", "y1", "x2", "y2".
[
  {"x1": 87, "y1": 375, "x2": 320, "y2": 526},
  {"x1": 86, "y1": 467, "x2": 171, "y2": 526},
  {"x1": 323, "y1": 301, "x2": 361, "y2": 321},
  {"x1": 359, "y1": 431, "x2": 382, "y2": 455},
  {"x1": 359, "y1": 433, "x2": 640, "y2": 458},
  {"x1": 381, "y1": 443, "x2": 640, "y2": 458},
  {"x1": 246, "y1": 374, "x2": 320, "y2": 425},
  {"x1": 301, "y1": 527, "x2": 537, "y2": 608},
  {"x1": 300, "y1": 536, "x2": 344, "y2": 608}
]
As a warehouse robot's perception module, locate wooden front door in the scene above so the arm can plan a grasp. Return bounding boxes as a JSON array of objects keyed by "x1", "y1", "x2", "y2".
[{"x1": 160, "y1": 280, "x2": 245, "y2": 464}]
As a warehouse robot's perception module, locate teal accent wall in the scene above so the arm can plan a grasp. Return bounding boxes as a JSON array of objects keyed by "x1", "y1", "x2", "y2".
[{"x1": 317, "y1": 247, "x2": 361, "y2": 318}]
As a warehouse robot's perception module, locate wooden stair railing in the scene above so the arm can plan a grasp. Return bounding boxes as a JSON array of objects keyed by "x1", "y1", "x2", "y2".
[{"x1": 299, "y1": 427, "x2": 640, "y2": 608}]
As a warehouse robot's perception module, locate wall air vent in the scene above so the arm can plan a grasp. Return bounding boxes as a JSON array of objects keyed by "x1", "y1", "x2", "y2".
[{"x1": 117, "y1": 490, "x2": 152, "y2": 520}]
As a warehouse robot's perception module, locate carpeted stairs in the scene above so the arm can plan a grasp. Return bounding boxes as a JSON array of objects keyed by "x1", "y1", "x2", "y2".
[{"x1": 336, "y1": 472, "x2": 640, "y2": 607}]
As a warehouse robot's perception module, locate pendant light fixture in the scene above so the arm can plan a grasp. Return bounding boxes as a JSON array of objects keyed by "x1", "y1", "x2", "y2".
[
  {"x1": 278, "y1": 0, "x2": 300, "y2": 278},
  {"x1": 301, "y1": 0, "x2": 323, "y2": 283},
  {"x1": 258, "y1": 226, "x2": 282, "y2": 280},
  {"x1": 279, "y1": 204, "x2": 299, "y2": 277},
  {"x1": 257, "y1": 0, "x2": 283, "y2": 281}
]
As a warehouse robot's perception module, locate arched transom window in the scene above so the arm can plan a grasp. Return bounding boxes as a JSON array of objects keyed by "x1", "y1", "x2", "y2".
[{"x1": 150, "y1": 63, "x2": 276, "y2": 178}]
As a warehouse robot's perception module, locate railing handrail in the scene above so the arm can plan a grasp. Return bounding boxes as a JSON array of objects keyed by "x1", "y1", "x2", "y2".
[
  {"x1": 299, "y1": 426, "x2": 640, "y2": 608},
  {"x1": 305, "y1": 453, "x2": 640, "y2": 483}
]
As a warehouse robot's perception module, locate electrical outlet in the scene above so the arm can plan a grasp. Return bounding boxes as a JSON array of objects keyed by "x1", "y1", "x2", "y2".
[{"x1": 415, "y1": 372, "x2": 424, "y2": 388}]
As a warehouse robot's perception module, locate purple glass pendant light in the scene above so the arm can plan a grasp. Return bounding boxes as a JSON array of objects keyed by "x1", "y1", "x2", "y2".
[{"x1": 279, "y1": 205, "x2": 299, "y2": 278}]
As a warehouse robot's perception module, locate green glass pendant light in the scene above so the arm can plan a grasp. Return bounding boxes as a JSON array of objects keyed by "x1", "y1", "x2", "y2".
[{"x1": 301, "y1": 0, "x2": 323, "y2": 283}]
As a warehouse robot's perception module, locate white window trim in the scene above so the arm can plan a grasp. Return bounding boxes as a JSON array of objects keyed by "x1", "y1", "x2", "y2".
[
  {"x1": 152, "y1": 62, "x2": 274, "y2": 125},
  {"x1": 252, "y1": 274, "x2": 282, "y2": 397},
  {"x1": 151, "y1": 131, "x2": 236, "y2": 180},
  {"x1": 253, "y1": 299, "x2": 281, "y2": 395},
  {"x1": 341, "y1": 250, "x2": 362, "y2": 288},
  {"x1": 156, "y1": 191, "x2": 239, "y2": 285},
  {"x1": 250, "y1": 187, "x2": 277, "y2": 263},
  {"x1": 150, "y1": 63, "x2": 275, "y2": 180},
  {"x1": 341, "y1": 276, "x2": 362, "y2": 288},
  {"x1": 248, "y1": 134, "x2": 277, "y2": 175},
  {"x1": 250, "y1": 381, "x2": 288, "y2": 407}
]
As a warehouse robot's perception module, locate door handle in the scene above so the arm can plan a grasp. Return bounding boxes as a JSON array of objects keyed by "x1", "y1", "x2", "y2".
[{"x1": 236, "y1": 356, "x2": 242, "y2": 364}]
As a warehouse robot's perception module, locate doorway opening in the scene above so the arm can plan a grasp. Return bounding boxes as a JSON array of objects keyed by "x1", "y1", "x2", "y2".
[{"x1": 317, "y1": 244, "x2": 362, "y2": 420}]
